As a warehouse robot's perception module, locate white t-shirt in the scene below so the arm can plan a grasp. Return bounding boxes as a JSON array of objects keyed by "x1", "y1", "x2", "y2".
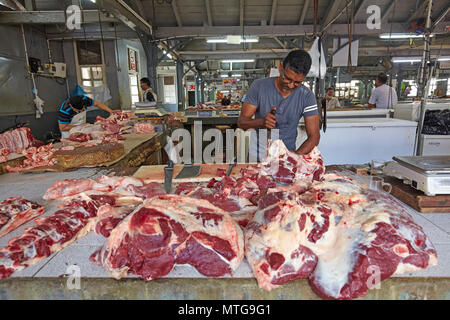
[{"x1": 369, "y1": 84, "x2": 398, "y2": 109}]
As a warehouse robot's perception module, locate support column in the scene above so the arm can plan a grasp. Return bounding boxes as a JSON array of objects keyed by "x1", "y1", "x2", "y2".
[
  {"x1": 195, "y1": 74, "x2": 200, "y2": 105},
  {"x1": 200, "y1": 74, "x2": 205, "y2": 104},
  {"x1": 138, "y1": 32, "x2": 158, "y2": 95},
  {"x1": 176, "y1": 60, "x2": 185, "y2": 111}
]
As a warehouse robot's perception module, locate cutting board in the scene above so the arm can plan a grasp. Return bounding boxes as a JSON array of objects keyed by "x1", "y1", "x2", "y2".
[
  {"x1": 384, "y1": 176, "x2": 450, "y2": 213},
  {"x1": 134, "y1": 163, "x2": 256, "y2": 183},
  {"x1": 18, "y1": 133, "x2": 160, "y2": 173}
]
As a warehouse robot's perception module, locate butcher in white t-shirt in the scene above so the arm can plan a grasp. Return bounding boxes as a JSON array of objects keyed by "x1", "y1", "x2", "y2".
[{"x1": 368, "y1": 73, "x2": 398, "y2": 109}]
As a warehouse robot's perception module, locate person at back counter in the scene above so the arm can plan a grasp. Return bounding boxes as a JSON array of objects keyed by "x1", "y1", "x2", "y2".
[
  {"x1": 58, "y1": 95, "x2": 114, "y2": 139},
  {"x1": 324, "y1": 87, "x2": 341, "y2": 109},
  {"x1": 140, "y1": 78, "x2": 158, "y2": 103},
  {"x1": 238, "y1": 49, "x2": 320, "y2": 159},
  {"x1": 368, "y1": 73, "x2": 398, "y2": 109}
]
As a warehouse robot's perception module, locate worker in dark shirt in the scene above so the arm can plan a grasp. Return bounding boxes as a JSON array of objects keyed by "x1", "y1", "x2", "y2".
[
  {"x1": 238, "y1": 49, "x2": 320, "y2": 159},
  {"x1": 140, "y1": 78, "x2": 158, "y2": 102},
  {"x1": 221, "y1": 94, "x2": 232, "y2": 106},
  {"x1": 58, "y1": 95, "x2": 113, "y2": 138}
]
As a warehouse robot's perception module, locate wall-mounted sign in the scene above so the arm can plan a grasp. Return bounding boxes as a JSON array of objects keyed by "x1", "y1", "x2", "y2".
[
  {"x1": 223, "y1": 78, "x2": 237, "y2": 86},
  {"x1": 128, "y1": 48, "x2": 138, "y2": 72}
]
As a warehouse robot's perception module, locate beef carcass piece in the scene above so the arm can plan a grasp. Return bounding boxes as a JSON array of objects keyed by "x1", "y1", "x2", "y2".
[
  {"x1": 245, "y1": 174, "x2": 438, "y2": 300},
  {"x1": 95, "y1": 111, "x2": 134, "y2": 126},
  {"x1": 175, "y1": 180, "x2": 257, "y2": 228},
  {"x1": 134, "y1": 122, "x2": 155, "y2": 134},
  {"x1": 7, "y1": 144, "x2": 57, "y2": 173},
  {"x1": 43, "y1": 176, "x2": 146, "y2": 201},
  {"x1": 68, "y1": 132, "x2": 93, "y2": 143},
  {"x1": 91, "y1": 195, "x2": 244, "y2": 280},
  {"x1": 0, "y1": 128, "x2": 38, "y2": 154},
  {"x1": 258, "y1": 140, "x2": 324, "y2": 186},
  {"x1": 0, "y1": 198, "x2": 45, "y2": 238},
  {"x1": 0, "y1": 194, "x2": 115, "y2": 279}
]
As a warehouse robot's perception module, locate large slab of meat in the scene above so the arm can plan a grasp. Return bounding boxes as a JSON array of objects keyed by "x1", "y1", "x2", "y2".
[
  {"x1": 133, "y1": 122, "x2": 155, "y2": 134},
  {"x1": 7, "y1": 144, "x2": 56, "y2": 172},
  {"x1": 91, "y1": 195, "x2": 244, "y2": 280},
  {"x1": 0, "y1": 128, "x2": 36, "y2": 155},
  {"x1": 245, "y1": 173, "x2": 438, "y2": 300},
  {"x1": 95, "y1": 111, "x2": 134, "y2": 126},
  {"x1": 0, "y1": 194, "x2": 111, "y2": 279},
  {"x1": 0, "y1": 198, "x2": 45, "y2": 237},
  {"x1": 174, "y1": 140, "x2": 325, "y2": 228}
]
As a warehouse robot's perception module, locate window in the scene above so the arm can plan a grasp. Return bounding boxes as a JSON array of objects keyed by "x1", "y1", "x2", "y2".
[
  {"x1": 75, "y1": 40, "x2": 105, "y2": 95},
  {"x1": 129, "y1": 74, "x2": 140, "y2": 106},
  {"x1": 163, "y1": 76, "x2": 176, "y2": 104}
]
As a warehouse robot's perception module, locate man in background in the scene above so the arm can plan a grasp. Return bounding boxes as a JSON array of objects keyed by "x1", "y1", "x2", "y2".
[
  {"x1": 368, "y1": 73, "x2": 398, "y2": 109},
  {"x1": 324, "y1": 87, "x2": 341, "y2": 109},
  {"x1": 140, "y1": 78, "x2": 157, "y2": 103}
]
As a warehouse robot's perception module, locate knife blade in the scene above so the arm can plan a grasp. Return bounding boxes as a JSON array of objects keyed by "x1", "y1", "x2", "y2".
[
  {"x1": 164, "y1": 160, "x2": 174, "y2": 194},
  {"x1": 226, "y1": 158, "x2": 237, "y2": 177}
]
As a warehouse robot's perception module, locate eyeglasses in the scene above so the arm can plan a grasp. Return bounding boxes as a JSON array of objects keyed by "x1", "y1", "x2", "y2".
[{"x1": 280, "y1": 68, "x2": 303, "y2": 87}]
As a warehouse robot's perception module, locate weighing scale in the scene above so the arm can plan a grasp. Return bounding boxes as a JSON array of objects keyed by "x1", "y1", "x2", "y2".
[
  {"x1": 134, "y1": 102, "x2": 168, "y2": 118},
  {"x1": 383, "y1": 156, "x2": 450, "y2": 196}
]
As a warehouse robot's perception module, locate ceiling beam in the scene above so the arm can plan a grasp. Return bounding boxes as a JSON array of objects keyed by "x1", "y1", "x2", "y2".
[
  {"x1": 299, "y1": 0, "x2": 310, "y2": 25},
  {"x1": 130, "y1": 0, "x2": 149, "y2": 22},
  {"x1": 154, "y1": 21, "x2": 450, "y2": 39},
  {"x1": 240, "y1": 0, "x2": 244, "y2": 26},
  {"x1": 0, "y1": 10, "x2": 117, "y2": 24},
  {"x1": 205, "y1": 0, "x2": 213, "y2": 26},
  {"x1": 96, "y1": 0, "x2": 152, "y2": 35},
  {"x1": 171, "y1": 0, "x2": 183, "y2": 27},
  {"x1": 322, "y1": 0, "x2": 345, "y2": 27},
  {"x1": 381, "y1": 0, "x2": 397, "y2": 23},
  {"x1": 45, "y1": 30, "x2": 140, "y2": 40},
  {"x1": 432, "y1": 5, "x2": 450, "y2": 30},
  {"x1": 270, "y1": 0, "x2": 278, "y2": 25},
  {"x1": 273, "y1": 37, "x2": 286, "y2": 49},
  {"x1": 0, "y1": 0, "x2": 26, "y2": 11}
]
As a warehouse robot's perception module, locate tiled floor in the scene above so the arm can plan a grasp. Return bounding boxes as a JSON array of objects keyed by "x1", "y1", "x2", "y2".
[{"x1": 0, "y1": 169, "x2": 449, "y2": 279}]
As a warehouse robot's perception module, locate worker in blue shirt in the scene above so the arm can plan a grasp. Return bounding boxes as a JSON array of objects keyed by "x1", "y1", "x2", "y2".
[{"x1": 58, "y1": 95, "x2": 113, "y2": 138}]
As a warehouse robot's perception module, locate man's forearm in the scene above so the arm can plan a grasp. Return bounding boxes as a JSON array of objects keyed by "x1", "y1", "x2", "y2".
[
  {"x1": 59, "y1": 124, "x2": 73, "y2": 132},
  {"x1": 295, "y1": 135, "x2": 320, "y2": 155},
  {"x1": 238, "y1": 117, "x2": 264, "y2": 130}
]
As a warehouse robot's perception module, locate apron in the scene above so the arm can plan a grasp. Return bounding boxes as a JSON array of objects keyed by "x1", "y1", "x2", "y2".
[{"x1": 61, "y1": 111, "x2": 87, "y2": 139}]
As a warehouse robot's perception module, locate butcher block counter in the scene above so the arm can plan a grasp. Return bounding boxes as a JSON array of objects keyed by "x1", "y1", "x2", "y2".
[{"x1": 0, "y1": 166, "x2": 449, "y2": 300}]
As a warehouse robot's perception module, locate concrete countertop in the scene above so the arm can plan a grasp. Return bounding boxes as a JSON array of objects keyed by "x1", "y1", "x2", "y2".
[{"x1": 0, "y1": 168, "x2": 448, "y2": 281}]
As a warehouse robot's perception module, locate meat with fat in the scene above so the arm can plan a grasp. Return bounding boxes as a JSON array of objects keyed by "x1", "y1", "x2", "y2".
[
  {"x1": 244, "y1": 174, "x2": 438, "y2": 299},
  {"x1": 0, "y1": 198, "x2": 45, "y2": 237},
  {"x1": 91, "y1": 195, "x2": 244, "y2": 280}
]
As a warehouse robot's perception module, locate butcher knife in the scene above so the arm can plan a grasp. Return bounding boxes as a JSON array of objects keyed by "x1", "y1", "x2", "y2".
[
  {"x1": 164, "y1": 160, "x2": 174, "y2": 194},
  {"x1": 226, "y1": 157, "x2": 237, "y2": 177},
  {"x1": 175, "y1": 162, "x2": 202, "y2": 179}
]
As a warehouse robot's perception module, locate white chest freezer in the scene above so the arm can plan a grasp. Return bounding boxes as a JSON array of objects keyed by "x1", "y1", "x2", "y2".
[{"x1": 297, "y1": 118, "x2": 418, "y2": 165}]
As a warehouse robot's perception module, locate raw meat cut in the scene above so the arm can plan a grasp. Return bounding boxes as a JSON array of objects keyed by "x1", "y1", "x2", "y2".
[
  {"x1": 91, "y1": 195, "x2": 244, "y2": 280},
  {"x1": 134, "y1": 122, "x2": 155, "y2": 134},
  {"x1": 0, "y1": 198, "x2": 45, "y2": 237},
  {"x1": 258, "y1": 139, "x2": 324, "y2": 186},
  {"x1": 95, "y1": 205, "x2": 135, "y2": 238},
  {"x1": 0, "y1": 128, "x2": 39, "y2": 155},
  {"x1": 43, "y1": 175, "x2": 146, "y2": 200},
  {"x1": 7, "y1": 144, "x2": 56, "y2": 172},
  {"x1": 0, "y1": 194, "x2": 114, "y2": 279},
  {"x1": 172, "y1": 140, "x2": 324, "y2": 228},
  {"x1": 95, "y1": 111, "x2": 134, "y2": 126},
  {"x1": 245, "y1": 174, "x2": 438, "y2": 300}
]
